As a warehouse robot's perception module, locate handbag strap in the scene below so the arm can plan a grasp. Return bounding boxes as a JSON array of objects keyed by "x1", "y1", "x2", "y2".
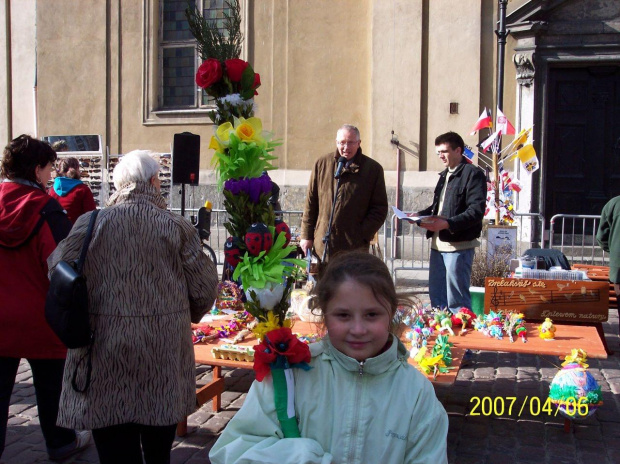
[{"x1": 76, "y1": 209, "x2": 99, "y2": 274}]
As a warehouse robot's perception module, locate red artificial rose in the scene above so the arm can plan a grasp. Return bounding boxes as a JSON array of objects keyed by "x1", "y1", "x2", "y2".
[
  {"x1": 253, "y1": 327, "x2": 311, "y2": 382},
  {"x1": 225, "y1": 58, "x2": 249, "y2": 82},
  {"x1": 196, "y1": 58, "x2": 223, "y2": 89},
  {"x1": 253, "y1": 73, "x2": 261, "y2": 95}
]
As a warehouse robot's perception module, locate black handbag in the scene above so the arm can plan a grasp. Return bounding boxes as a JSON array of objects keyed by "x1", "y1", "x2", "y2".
[{"x1": 45, "y1": 209, "x2": 98, "y2": 349}]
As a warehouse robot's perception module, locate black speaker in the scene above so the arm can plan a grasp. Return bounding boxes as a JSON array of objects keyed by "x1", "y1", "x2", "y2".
[{"x1": 172, "y1": 132, "x2": 200, "y2": 185}]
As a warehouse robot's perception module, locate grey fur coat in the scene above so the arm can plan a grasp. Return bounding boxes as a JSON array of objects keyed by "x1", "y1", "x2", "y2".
[{"x1": 48, "y1": 182, "x2": 218, "y2": 429}]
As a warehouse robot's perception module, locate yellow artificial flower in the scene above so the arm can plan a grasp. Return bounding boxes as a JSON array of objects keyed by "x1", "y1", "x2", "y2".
[
  {"x1": 215, "y1": 122, "x2": 234, "y2": 146},
  {"x1": 208, "y1": 135, "x2": 224, "y2": 152},
  {"x1": 252, "y1": 311, "x2": 292, "y2": 341},
  {"x1": 235, "y1": 117, "x2": 264, "y2": 143}
]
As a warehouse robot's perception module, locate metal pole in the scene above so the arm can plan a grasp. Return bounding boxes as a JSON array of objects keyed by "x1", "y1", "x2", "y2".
[
  {"x1": 494, "y1": 0, "x2": 509, "y2": 225},
  {"x1": 495, "y1": 0, "x2": 508, "y2": 112}
]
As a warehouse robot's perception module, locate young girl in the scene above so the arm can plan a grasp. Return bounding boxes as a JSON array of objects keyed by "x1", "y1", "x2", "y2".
[{"x1": 209, "y1": 251, "x2": 449, "y2": 464}]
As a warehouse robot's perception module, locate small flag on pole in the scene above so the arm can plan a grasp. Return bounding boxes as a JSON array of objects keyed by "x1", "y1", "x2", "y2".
[
  {"x1": 480, "y1": 129, "x2": 501, "y2": 152},
  {"x1": 470, "y1": 108, "x2": 492, "y2": 135},
  {"x1": 496, "y1": 107, "x2": 515, "y2": 135},
  {"x1": 517, "y1": 144, "x2": 539, "y2": 173},
  {"x1": 463, "y1": 146, "x2": 475, "y2": 163}
]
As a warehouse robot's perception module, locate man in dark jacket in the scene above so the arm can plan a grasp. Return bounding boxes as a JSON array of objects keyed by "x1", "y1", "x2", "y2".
[
  {"x1": 300, "y1": 125, "x2": 388, "y2": 262},
  {"x1": 414, "y1": 131, "x2": 486, "y2": 313}
]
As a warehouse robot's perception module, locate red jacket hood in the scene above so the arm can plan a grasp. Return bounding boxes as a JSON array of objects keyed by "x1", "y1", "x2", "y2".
[{"x1": 0, "y1": 182, "x2": 52, "y2": 248}]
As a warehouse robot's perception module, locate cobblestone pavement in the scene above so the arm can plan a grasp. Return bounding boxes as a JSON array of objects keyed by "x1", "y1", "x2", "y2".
[{"x1": 2, "y1": 309, "x2": 619, "y2": 464}]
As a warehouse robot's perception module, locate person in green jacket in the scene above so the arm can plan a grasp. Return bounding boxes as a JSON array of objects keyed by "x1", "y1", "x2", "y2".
[
  {"x1": 209, "y1": 252, "x2": 448, "y2": 464},
  {"x1": 597, "y1": 195, "x2": 620, "y2": 311}
]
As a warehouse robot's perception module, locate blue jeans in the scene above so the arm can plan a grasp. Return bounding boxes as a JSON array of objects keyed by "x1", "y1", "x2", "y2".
[{"x1": 429, "y1": 248, "x2": 475, "y2": 314}]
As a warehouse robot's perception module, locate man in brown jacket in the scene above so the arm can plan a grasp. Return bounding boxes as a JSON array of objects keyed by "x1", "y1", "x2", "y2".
[{"x1": 300, "y1": 125, "x2": 388, "y2": 261}]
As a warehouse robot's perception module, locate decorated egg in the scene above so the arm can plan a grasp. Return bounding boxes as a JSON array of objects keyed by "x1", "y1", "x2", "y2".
[
  {"x1": 224, "y1": 236, "x2": 243, "y2": 267},
  {"x1": 274, "y1": 219, "x2": 291, "y2": 247},
  {"x1": 549, "y1": 350, "x2": 602, "y2": 419},
  {"x1": 245, "y1": 223, "x2": 273, "y2": 256}
]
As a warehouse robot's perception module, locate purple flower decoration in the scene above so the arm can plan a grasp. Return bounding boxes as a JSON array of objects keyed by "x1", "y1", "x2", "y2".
[{"x1": 225, "y1": 173, "x2": 273, "y2": 203}]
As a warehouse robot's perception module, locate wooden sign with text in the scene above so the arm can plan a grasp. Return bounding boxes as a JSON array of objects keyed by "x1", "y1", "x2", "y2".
[{"x1": 483, "y1": 277, "x2": 609, "y2": 322}]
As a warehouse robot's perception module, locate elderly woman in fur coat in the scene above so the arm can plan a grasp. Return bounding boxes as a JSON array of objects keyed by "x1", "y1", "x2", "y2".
[{"x1": 48, "y1": 150, "x2": 218, "y2": 464}]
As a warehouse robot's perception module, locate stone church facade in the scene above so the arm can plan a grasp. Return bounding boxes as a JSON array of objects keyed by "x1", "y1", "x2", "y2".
[{"x1": 1, "y1": 0, "x2": 619, "y2": 246}]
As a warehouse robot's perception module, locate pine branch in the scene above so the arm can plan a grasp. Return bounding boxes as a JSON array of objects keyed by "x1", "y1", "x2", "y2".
[{"x1": 186, "y1": 0, "x2": 243, "y2": 61}]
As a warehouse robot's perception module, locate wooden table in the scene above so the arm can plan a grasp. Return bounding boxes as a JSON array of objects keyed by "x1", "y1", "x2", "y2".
[
  {"x1": 180, "y1": 320, "x2": 608, "y2": 436},
  {"x1": 449, "y1": 322, "x2": 608, "y2": 359},
  {"x1": 180, "y1": 320, "x2": 464, "y2": 436}
]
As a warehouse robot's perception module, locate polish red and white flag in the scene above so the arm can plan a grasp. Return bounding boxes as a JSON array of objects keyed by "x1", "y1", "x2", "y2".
[
  {"x1": 496, "y1": 107, "x2": 515, "y2": 135},
  {"x1": 469, "y1": 108, "x2": 492, "y2": 135}
]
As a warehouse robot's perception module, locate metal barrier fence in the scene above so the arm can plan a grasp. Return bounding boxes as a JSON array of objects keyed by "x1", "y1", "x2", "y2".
[
  {"x1": 548, "y1": 214, "x2": 608, "y2": 265},
  {"x1": 172, "y1": 206, "x2": 603, "y2": 284},
  {"x1": 385, "y1": 212, "x2": 546, "y2": 283},
  {"x1": 170, "y1": 208, "x2": 305, "y2": 265}
]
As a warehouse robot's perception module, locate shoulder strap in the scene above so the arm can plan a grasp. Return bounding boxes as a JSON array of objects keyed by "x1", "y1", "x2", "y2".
[{"x1": 76, "y1": 209, "x2": 99, "y2": 274}]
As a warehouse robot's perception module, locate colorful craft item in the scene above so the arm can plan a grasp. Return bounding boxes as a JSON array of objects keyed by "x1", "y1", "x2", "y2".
[
  {"x1": 191, "y1": 6, "x2": 305, "y2": 440},
  {"x1": 191, "y1": 311, "x2": 253, "y2": 344},
  {"x1": 549, "y1": 350, "x2": 602, "y2": 419},
  {"x1": 413, "y1": 346, "x2": 452, "y2": 381},
  {"x1": 191, "y1": 324, "x2": 217, "y2": 344},
  {"x1": 274, "y1": 219, "x2": 291, "y2": 247},
  {"x1": 504, "y1": 312, "x2": 527, "y2": 343},
  {"x1": 431, "y1": 334, "x2": 454, "y2": 367},
  {"x1": 538, "y1": 317, "x2": 556, "y2": 340},
  {"x1": 474, "y1": 310, "x2": 506, "y2": 339},
  {"x1": 245, "y1": 223, "x2": 273, "y2": 256},
  {"x1": 295, "y1": 333, "x2": 322, "y2": 345},
  {"x1": 215, "y1": 281, "x2": 244, "y2": 312},
  {"x1": 452, "y1": 308, "x2": 477, "y2": 334},
  {"x1": 224, "y1": 236, "x2": 243, "y2": 267},
  {"x1": 253, "y1": 327, "x2": 312, "y2": 438},
  {"x1": 562, "y1": 349, "x2": 588, "y2": 368},
  {"x1": 431, "y1": 309, "x2": 454, "y2": 336}
]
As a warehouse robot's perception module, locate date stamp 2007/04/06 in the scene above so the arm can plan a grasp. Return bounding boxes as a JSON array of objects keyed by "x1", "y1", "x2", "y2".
[{"x1": 469, "y1": 396, "x2": 589, "y2": 418}]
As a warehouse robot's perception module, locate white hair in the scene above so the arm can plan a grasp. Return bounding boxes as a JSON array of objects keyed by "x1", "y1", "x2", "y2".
[
  {"x1": 113, "y1": 150, "x2": 160, "y2": 190},
  {"x1": 337, "y1": 124, "x2": 361, "y2": 141}
]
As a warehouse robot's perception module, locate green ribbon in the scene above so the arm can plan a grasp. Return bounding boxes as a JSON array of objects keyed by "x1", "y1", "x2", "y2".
[{"x1": 271, "y1": 365, "x2": 301, "y2": 438}]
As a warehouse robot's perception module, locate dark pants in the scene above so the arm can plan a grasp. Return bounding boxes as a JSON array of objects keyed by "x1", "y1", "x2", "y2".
[
  {"x1": 92, "y1": 423, "x2": 177, "y2": 464},
  {"x1": 0, "y1": 357, "x2": 75, "y2": 457}
]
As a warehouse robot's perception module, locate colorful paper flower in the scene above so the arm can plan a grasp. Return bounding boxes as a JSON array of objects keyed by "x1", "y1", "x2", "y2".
[
  {"x1": 253, "y1": 311, "x2": 292, "y2": 341},
  {"x1": 245, "y1": 283, "x2": 285, "y2": 311},
  {"x1": 196, "y1": 58, "x2": 223, "y2": 90},
  {"x1": 253, "y1": 327, "x2": 311, "y2": 382},
  {"x1": 211, "y1": 117, "x2": 281, "y2": 189},
  {"x1": 224, "y1": 173, "x2": 273, "y2": 204}
]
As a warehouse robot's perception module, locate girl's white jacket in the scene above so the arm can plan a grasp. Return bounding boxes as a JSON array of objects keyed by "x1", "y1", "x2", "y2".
[{"x1": 209, "y1": 335, "x2": 449, "y2": 464}]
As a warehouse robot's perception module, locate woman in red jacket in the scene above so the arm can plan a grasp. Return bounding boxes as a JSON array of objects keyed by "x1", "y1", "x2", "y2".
[
  {"x1": 0, "y1": 135, "x2": 90, "y2": 460},
  {"x1": 48, "y1": 157, "x2": 96, "y2": 223}
]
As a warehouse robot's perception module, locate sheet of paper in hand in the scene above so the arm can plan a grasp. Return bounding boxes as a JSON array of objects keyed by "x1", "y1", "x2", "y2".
[{"x1": 391, "y1": 206, "x2": 432, "y2": 224}]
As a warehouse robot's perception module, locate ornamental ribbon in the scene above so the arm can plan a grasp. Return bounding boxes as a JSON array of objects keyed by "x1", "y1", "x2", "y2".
[
  {"x1": 272, "y1": 363, "x2": 300, "y2": 438},
  {"x1": 253, "y1": 327, "x2": 311, "y2": 438}
]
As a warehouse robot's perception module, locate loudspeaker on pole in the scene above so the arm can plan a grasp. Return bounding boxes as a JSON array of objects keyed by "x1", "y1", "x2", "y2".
[{"x1": 172, "y1": 132, "x2": 200, "y2": 185}]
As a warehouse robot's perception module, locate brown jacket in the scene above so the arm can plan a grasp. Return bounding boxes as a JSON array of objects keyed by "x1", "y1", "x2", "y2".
[
  {"x1": 301, "y1": 149, "x2": 388, "y2": 260},
  {"x1": 48, "y1": 182, "x2": 218, "y2": 429}
]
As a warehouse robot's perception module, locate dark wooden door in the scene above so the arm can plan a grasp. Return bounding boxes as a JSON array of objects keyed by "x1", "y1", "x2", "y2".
[{"x1": 545, "y1": 66, "x2": 620, "y2": 222}]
